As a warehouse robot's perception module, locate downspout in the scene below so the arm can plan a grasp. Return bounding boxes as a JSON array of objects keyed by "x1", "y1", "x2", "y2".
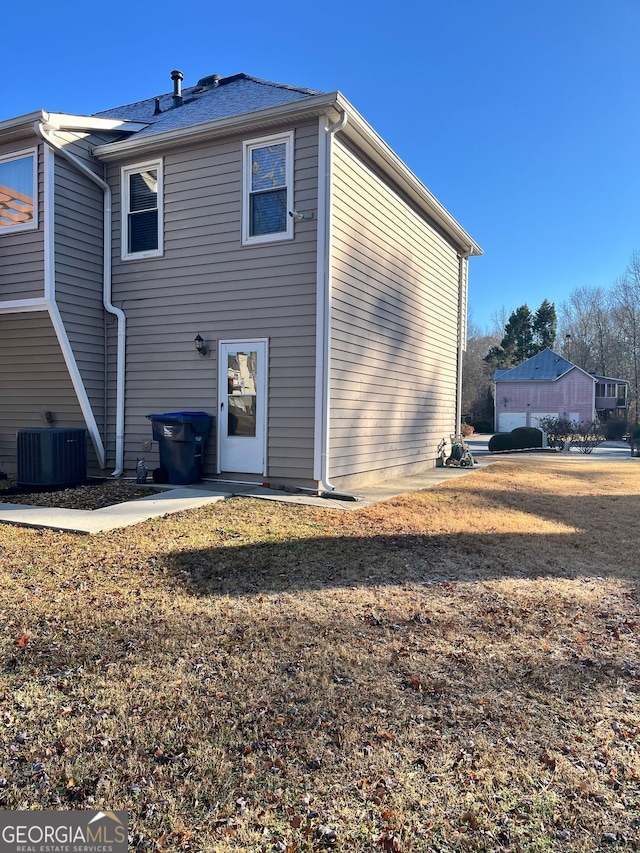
[
  {"x1": 35, "y1": 118, "x2": 126, "y2": 476},
  {"x1": 39, "y1": 139, "x2": 106, "y2": 468},
  {"x1": 456, "y1": 248, "x2": 473, "y2": 438},
  {"x1": 315, "y1": 108, "x2": 347, "y2": 493}
]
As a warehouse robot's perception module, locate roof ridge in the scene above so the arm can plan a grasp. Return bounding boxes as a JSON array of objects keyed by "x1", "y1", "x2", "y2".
[
  {"x1": 93, "y1": 72, "x2": 322, "y2": 117},
  {"x1": 240, "y1": 74, "x2": 323, "y2": 96}
]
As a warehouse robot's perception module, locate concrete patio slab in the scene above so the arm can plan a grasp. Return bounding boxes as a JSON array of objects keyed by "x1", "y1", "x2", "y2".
[{"x1": 0, "y1": 456, "x2": 493, "y2": 534}]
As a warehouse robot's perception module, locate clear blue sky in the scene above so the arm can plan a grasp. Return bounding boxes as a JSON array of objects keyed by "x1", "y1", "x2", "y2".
[{"x1": 4, "y1": 0, "x2": 639, "y2": 332}]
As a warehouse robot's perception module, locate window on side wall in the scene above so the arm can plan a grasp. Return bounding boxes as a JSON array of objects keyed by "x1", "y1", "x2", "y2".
[
  {"x1": 242, "y1": 132, "x2": 293, "y2": 245},
  {"x1": 0, "y1": 148, "x2": 37, "y2": 234},
  {"x1": 121, "y1": 160, "x2": 163, "y2": 259}
]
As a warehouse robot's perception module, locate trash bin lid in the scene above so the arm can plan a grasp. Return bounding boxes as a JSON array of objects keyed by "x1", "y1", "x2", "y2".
[{"x1": 147, "y1": 411, "x2": 211, "y2": 419}]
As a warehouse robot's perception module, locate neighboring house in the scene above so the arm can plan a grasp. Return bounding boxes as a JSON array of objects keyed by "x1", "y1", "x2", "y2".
[
  {"x1": 0, "y1": 70, "x2": 482, "y2": 492},
  {"x1": 493, "y1": 349, "x2": 628, "y2": 432}
]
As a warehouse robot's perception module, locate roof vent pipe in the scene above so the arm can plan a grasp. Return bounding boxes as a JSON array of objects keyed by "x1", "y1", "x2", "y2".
[
  {"x1": 171, "y1": 69, "x2": 184, "y2": 107},
  {"x1": 153, "y1": 98, "x2": 162, "y2": 115}
]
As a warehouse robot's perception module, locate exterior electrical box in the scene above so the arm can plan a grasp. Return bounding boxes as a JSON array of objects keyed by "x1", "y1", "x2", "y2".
[{"x1": 17, "y1": 428, "x2": 87, "y2": 486}]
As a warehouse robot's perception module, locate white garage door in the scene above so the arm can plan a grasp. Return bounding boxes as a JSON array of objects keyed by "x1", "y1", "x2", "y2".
[
  {"x1": 498, "y1": 412, "x2": 526, "y2": 432},
  {"x1": 531, "y1": 412, "x2": 557, "y2": 428}
]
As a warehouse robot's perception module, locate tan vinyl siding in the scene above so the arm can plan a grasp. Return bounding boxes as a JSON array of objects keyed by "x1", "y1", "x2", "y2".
[
  {"x1": 53, "y1": 142, "x2": 107, "y2": 440},
  {"x1": 0, "y1": 140, "x2": 45, "y2": 302},
  {"x1": 0, "y1": 312, "x2": 96, "y2": 472},
  {"x1": 108, "y1": 121, "x2": 319, "y2": 480},
  {"x1": 329, "y1": 138, "x2": 460, "y2": 487}
]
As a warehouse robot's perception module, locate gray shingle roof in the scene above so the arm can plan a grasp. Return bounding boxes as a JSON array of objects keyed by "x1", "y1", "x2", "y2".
[
  {"x1": 93, "y1": 73, "x2": 323, "y2": 139},
  {"x1": 493, "y1": 349, "x2": 577, "y2": 382}
]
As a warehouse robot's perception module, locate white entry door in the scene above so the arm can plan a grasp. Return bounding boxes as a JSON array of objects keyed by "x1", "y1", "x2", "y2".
[{"x1": 218, "y1": 340, "x2": 268, "y2": 475}]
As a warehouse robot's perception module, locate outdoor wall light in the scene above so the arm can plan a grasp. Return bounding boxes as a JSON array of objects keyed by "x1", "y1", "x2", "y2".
[
  {"x1": 503, "y1": 397, "x2": 508, "y2": 407},
  {"x1": 194, "y1": 334, "x2": 208, "y2": 357}
]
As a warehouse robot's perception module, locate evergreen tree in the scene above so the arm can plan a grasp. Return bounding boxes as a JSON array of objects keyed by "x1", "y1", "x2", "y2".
[
  {"x1": 484, "y1": 300, "x2": 556, "y2": 370},
  {"x1": 532, "y1": 299, "x2": 557, "y2": 350},
  {"x1": 501, "y1": 305, "x2": 534, "y2": 362}
]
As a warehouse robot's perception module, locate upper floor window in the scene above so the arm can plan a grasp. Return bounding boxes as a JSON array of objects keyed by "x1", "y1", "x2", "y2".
[
  {"x1": 242, "y1": 132, "x2": 293, "y2": 245},
  {"x1": 596, "y1": 382, "x2": 617, "y2": 397},
  {"x1": 121, "y1": 160, "x2": 163, "y2": 260},
  {"x1": 0, "y1": 148, "x2": 37, "y2": 234}
]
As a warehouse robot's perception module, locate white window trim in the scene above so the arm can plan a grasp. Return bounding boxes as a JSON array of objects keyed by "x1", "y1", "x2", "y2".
[
  {"x1": 121, "y1": 158, "x2": 163, "y2": 260},
  {"x1": 242, "y1": 131, "x2": 294, "y2": 246},
  {"x1": 0, "y1": 147, "x2": 38, "y2": 235}
]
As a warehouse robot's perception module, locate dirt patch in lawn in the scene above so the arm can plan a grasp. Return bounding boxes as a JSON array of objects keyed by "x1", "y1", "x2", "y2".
[
  {"x1": 0, "y1": 455, "x2": 639, "y2": 852},
  {"x1": 0, "y1": 475, "x2": 157, "y2": 510}
]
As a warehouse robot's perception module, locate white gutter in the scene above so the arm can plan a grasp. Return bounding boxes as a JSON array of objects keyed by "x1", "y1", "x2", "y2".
[
  {"x1": 35, "y1": 118, "x2": 126, "y2": 476},
  {"x1": 0, "y1": 298, "x2": 49, "y2": 314},
  {"x1": 456, "y1": 249, "x2": 473, "y2": 438},
  {"x1": 314, "y1": 109, "x2": 347, "y2": 493}
]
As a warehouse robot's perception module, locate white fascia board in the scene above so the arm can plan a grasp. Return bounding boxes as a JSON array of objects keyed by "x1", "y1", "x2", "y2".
[
  {"x1": 0, "y1": 110, "x2": 43, "y2": 132},
  {"x1": 336, "y1": 94, "x2": 483, "y2": 257},
  {"x1": 0, "y1": 110, "x2": 45, "y2": 143},
  {"x1": 593, "y1": 373, "x2": 629, "y2": 384},
  {"x1": 0, "y1": 110, "x2": 147, "y2": 143},
  {"x1": 43, "y1": 112, "x2": 149, "y2": 133},
  {"x1": 0, "y1": 299, "x2": 49, "y2": 314}
]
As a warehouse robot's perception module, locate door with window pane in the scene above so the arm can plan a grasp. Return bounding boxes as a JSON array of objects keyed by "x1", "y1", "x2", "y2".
[{"x1": 218, "y1": 340, "x2": 267, "y2": 474}]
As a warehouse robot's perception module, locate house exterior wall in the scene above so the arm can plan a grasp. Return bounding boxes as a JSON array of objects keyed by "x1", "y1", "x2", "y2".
[
  {"x1": 0, "y1": 97, "x2": 478, "y2": 489},
  {"x1": 495, "y1": 368, "x2": 596, "y2": 430},
  {"x1": 0, "y1": 312, "x2": 94, "y2": 472},
  {"x1": 329, "y1": 137, "x2": 461, "y2": 488},
  {"x1": 0, "y1": 139, "x2": 45, "y2": 303},
  {"x1": 53, "y1": 133, "x2": 108, "y2": 446},
  {"x1": 0, "y1": 129, "x2": 120, "y2": 473},
  {"x1": 107, "y1": 121, "x2": 320, "y2": 483}
]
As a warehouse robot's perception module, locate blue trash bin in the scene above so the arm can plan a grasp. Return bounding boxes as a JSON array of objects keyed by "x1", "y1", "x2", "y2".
[{"x1": 146, "y1": 412, "x2": 213, "y2": 485}]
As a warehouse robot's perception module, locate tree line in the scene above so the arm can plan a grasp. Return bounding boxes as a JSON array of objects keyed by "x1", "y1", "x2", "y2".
[{"x1": 463, "y1": 249, "x2": 640, "y2": 427}]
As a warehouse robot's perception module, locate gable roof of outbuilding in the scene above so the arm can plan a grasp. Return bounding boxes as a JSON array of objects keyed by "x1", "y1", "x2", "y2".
[{"x1": 494, "y1": 349, "x2": 583, "y2": 382}]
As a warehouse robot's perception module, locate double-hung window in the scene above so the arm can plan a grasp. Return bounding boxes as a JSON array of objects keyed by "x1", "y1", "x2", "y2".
[
  {"x1": 121, "y1": 160, "x2": 163, "y2": 259},
  {"x1": 242, "y1": 132, "x2": 293, "y2": 244},
  {"x1": 0, "y1": 148, "x2": 37, "y2": 234}
]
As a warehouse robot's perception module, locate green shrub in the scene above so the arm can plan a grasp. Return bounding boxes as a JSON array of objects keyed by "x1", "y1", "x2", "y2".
[
  {"x1": 470, "y1": 420, "x2": 494, "y2": 434},
  {"x1": 488, "y1": 433, "x2": 513, "y2": 452},
  {"x1": 510, "y1": 426, "x2": 543, "y2": 449},
  {"x1": 605, "y1": 420, "x2": 627, "y2": 441}
]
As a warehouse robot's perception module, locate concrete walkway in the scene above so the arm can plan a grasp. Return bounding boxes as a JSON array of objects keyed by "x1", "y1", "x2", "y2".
[{"x1": 0, "y1": 453, "x2": 493, "y2": 535}]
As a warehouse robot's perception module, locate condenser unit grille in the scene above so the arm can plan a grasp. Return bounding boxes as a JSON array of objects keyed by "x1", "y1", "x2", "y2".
[{"x1": 17, "y1": 428, "x2": 87, "y2": 486}]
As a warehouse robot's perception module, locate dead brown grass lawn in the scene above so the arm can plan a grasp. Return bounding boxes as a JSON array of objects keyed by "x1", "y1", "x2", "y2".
[{"x1": 0, "y1": 455, "x2": 639, "y2": 852}]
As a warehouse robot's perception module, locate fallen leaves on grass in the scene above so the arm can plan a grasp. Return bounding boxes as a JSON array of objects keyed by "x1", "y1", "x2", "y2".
[{"x1": 0, "y1": 456, "x2": 639, "y2": 851}]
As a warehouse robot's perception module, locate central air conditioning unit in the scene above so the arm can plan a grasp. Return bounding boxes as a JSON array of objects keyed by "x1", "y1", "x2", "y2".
[{"x1": 17, "y1": 428, "x2": 87, "y2": 486}]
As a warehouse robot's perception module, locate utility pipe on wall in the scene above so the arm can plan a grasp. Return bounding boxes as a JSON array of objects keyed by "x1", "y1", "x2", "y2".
[
  {"x1": 456, "y1": 249, "x2": 472, "y2": 438},
  {"x1": 35, "y1": 117, "x2": 127, "y2": 476},
  {"x1": 314, "y1": 109, "x2": 347, "y2": 493}
]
